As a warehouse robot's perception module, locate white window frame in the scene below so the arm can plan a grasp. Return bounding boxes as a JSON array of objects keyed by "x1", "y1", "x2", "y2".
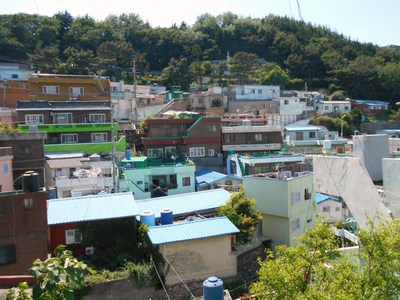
[
  {"x1": 323, "y1": 206, "x2": 331, "y2": 212},
  {"x1": 208, "y1": 149, "x2": 215, "y2": 156},
  {"x1": 189, "y1": 147, "x2": 205, "y2": 157},
  {"x1": 24, "y1": 198, "x2": 34, "y2": 210},
  {"x1": 291, "y1": 218, "x2": 300, "y2": 232},
  {"x1": 147, "y1": 148, "x2": 163, "y2": 158},
  {"x1": 254, "y1": 133, "x2": 263, "y2": 142},
  {"x1": 182, "y1": 176, "x2": 191, "y2": 187},
  {"x1": 165, "y1": 146, "x2": 177, "y2": 157},
  {"x1": 61, "y1": 133, "x2": 78, "y2": 144},
  {"x1": 53, "y1": 113, "x2": 72, "y2": 124},
  {"x1": 25, "y1": 114, "x2": 44, "y2": 124},
  {"x1": 65, "y1": 229, "x2": 82, "y2": 245},
  {"x1": 291, "y1": 191, "x2": 301, "y2": 205},
  {"x1": 69, "y1": 87, "x2": 84, "y2": 97},
  {"x1": 43, "y1": 86, "x2": 59, "y2": 94},
  {"x1": 89, "y1": 114, "x2": 106, "y2": 123},
  {"x1": 91, "y1": 132, "x2": 107, "y2": 142}
]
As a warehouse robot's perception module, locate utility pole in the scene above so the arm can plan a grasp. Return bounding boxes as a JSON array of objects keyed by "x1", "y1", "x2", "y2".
[
  {"x1": 111, "y1": 105, "x2": 117, "y2": 193},
  {"x1": 132, "y1": 61, "x2": 138, "y2": 127}
]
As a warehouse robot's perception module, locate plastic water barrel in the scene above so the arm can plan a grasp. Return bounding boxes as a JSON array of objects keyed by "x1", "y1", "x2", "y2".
[
  {"x1": 140, "y1": 211, "x2": 156, "y2": 227},
  {"x1": 31, "y1": 173, "x2": 40, "y2": 192},
  {"x1": 160, "y1": 209, "x2": 173, "y2": 225},
  {"x1": 203, "y1": 277, "x2": 224, "y2": 300},
  {"x1": 47, "y1": 186, "x2": 57, "y2": 199},
  {"x1": 126, "y1": 149, "x2": 131, "y2": 160},
  {"x1": 22, "y1": 173, "x2": 32, "y2": 192}
]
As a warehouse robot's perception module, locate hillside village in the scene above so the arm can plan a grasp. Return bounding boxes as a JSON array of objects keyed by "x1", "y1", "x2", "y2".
[{"x1": 0, "y1": 63, "x2": 399, "y2": 300}]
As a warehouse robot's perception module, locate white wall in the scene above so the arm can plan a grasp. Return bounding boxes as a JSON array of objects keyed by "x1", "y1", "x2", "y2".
[{"x1": 382, "y1": 158, "x2": 400, "y2": 218}]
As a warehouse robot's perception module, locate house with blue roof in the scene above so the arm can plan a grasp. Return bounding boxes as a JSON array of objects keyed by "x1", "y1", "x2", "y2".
[
  {"x1": 47, "y1": 192, "x2": 138, "y2": 254},
  {"x1": 316, "y1": 193, "x2": 348, "y2": 224},
  {"x1": 147, "y1": 216, "x2": 239, "y2": 285},
  {"x1": 195, "y1": 169, "x2": 242, "y2": 192}
]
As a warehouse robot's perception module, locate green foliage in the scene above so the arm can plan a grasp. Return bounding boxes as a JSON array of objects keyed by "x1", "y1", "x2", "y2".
[
  {"x1": 388, "y1": 108, "x2": 400, "y2": 123},
  {"x1": 218, "y1": 186, "x2": 262, "y2": 245},
  {"x1": 250, "y1": 218, "x2": 400, "y2": 300},
  {"x1": 6, "y1": 282, "x2": 31, "y2": 300},
  {"x1": 0, "y1": 123, "x2": 18, "y2": 133},
  {"x1": 329, "y1": 90, "x2": 347, "y2": 101},
  {"x1": 228, "y1": 52, "x2": 260, "y2": 84}
]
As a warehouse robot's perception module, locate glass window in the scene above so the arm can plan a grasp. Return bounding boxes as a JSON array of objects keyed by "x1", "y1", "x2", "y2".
[
  {"x1": 17, "y1": 146, "x2": 31, "y2": 155},
  {"x1": 284, "y1": 99, "x2": 289, "y2": 105},
  {"x1": 61, "y1": 134, "x2": 78, "y2": 144},
  {"x1": 255, "y1": 133, "x2": 263, "y2": 142},
  {"x1": 147, "y1": 148, "x2": 163, "y2": 158},
  {"x1": 323, "y1": 206, "x2": 330, "y2": 212},
  {"x1": 12, "y1": 74, "x2": 18, "y2": 79},
  {"x1": 309, "y1": 132, "x2": 316, "y2": 139},
  {"x1": 25, "y1": 114, "x2": 44, "y2": 124},
  {"x1": 65, "y1": 229, "x2": 82, "y2": 245},
  {"x1": 0, "y1": 245, "x2": 16, "y2": 265},
  {"x1": 91, "y1": 133, "x2": 107, "y2": 142},
  {"x1": 89, "y1": 114, "x2": 105, "y2": 123},
  {"x1": 165, "y1": 146, "x2": 177, "y2": 157},
  {"x1": 291, "y1": 218, "x2": 300, "y2": 232},
  {"x1": 189, "y1": 147, "x2": 205, "y2": 157},
  {"x1": 24, "y1": 198, "x2": 34, "y2": 210},
  {"x1": 69, "y1": 87, "x2": 84, "y2": 97},
  {"x1": 291, "y1": 192, "x2": 300, "y2": 205},
  {"x1": 182, "y1": 177, "x2": 191, "y2": 187},
  {"x1": 208, "y1": 149, "x2": 215, "y2": 156},
  {"x1": 53, "y1": 113, "x2": 72, "y2": 124},
  {"x1": 43, "y1": 86, "x2": 59, "y2": 94}
]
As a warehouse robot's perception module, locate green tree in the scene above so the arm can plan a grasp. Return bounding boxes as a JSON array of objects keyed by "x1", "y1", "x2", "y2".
[
  {"x1": 228, "y1": 51, "x2": 260, "y2": 84},
  {"x1": 388, "y1": 108, "x2": 400, "y2": 123},
  {"x1": 250, "y1": 218, "x2": 400, "y2": 300},
  {"x1": 217, "y1": 187, "x2": 262, "y2": 245},
  {"x1": 256, "y1": 62, "x2": 290, "y2": 87},
  {"x1": 161, "y1": 57, "x2": 193, "y2": 90},
  {"x1": 7, "y1": 245, "x2": 94, "y2": 300}
]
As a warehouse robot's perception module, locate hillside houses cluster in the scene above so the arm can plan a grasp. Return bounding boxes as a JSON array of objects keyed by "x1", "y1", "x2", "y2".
[{"x1": 0, "y1": 63, "x2": 399, "y2": 299}]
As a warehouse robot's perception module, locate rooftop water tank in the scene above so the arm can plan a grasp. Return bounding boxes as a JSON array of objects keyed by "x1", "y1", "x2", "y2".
[
  {"x1": 203, "y1": 276, "x2": 224, "y2": 300},
  {"x1": 22, "y1": 173, "x2": 32, "y2": 193},
  {"x1": 31, "y1": 173, "x2": 40, "y2": 192},
  {"x1": 160, "y1": 209, "x2": 173, "y2": 225},
  {"x1": 126, "y1": 149, "x2": 131, "y2": 160},
  {"x1": 140, "y1": 211, "x2": 156, "y2": 227},
  {"x1": 47, "y1": 186, "x2": 57, "y2": 200},
  {"x1": 242, "y1": 119, "x2": 251, "y2": 127}
]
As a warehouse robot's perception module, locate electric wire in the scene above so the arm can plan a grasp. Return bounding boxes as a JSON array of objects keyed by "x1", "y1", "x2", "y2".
[{"x1": 151, "y1": 256, "x2": 171, "y2": 300}]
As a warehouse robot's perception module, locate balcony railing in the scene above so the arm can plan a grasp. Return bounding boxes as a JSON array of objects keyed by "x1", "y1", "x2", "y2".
[
  {"x1": 18, "y1": 123, "x2": 118, "y2": 133},
  {"x1": 0, "y1": 147, "x2": 12, "y2": 157}
]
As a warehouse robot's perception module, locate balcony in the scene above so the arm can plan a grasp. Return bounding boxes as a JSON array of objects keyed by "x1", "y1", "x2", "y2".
[
  {"x1": 223, "y1": 143, "x2": 282, "y2": 151},
  {"x1": 0, "y1": 147, "x2": 13, "y2": 157},
  {"x1": 222, "y1": 125, "x2": 283, "y2": 133},
  {"x1": 18, "y1": 123, "x2": 117, "y2": 133}
]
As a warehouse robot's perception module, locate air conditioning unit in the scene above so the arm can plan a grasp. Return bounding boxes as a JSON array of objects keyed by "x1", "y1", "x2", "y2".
[{"x1": 85, "y1": 246, "x2": 94, "y2": 255}]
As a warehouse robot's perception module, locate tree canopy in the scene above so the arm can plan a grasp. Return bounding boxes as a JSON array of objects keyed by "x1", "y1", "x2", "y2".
[{"x1": 250, "y1": 218, "x2": 400, "y2": 300}]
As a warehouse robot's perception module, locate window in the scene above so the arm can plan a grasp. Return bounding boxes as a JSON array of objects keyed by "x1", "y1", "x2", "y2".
[
  {"x1": 226, "y1": 134, "x2": 236, "y2": 143},
  {"x1": 12, "y1": 74, "x2": 18, "y2": 79},
  {"x1": 284, "y1": 99, "x2": 289, "y2": 105},
  {"x1": 89, "y1": 114, "x2": 106, "y2": 123},
  {"x1": 198, "y1": 99, "x2": 203, "y2": 104},
  {"x1": 251, "y1": 89, "x2": 255, "y2": 93},
  {"x1": 307, "y1": 218, "x2": 313, "y2": 223},
  {"x1": 0, "y1": 245, "x2": 16, "y2": 265},
  {"x1": 244, "y1": 105, "x2": 250, "y2": 109},
  {"x1": 323, "y1": 206, "x2": 330, "y2": 212},
  {"x1": 169, "y1": 174, "x2": 177, "y2": 189},
  {"x1": 65, "y1": 229, "x2": 82, "y2": 245},
  {"x1": 69, "y1": 87, "x2": 84, "y2": 97},
  {"x1": 208, "y1": 149, "x2": 215, "y2": 156},
  {"x1": 304, "y1": 188, "x2": 311, "y2": 200},
  {"x1": 43, "y1": 86, "x2": 59, "y2": 94},
  {"x1": 254, "y1": 133, "x2": 263, "y2": 142},
  {"x1": 25, "y1": 114, "x2": 44, "y2": 124},
  {"x1": 0, "y1": 202, "x2": 5, "y2": 214},
  {"x1": 147, "y1": 148, "x2": 163, "y2": 158},
  {"x1": 335, "y1": 207, "x2": 341, "y2": 212},
  {"x1": 24, "y1": 198, "x2": 34, "y2": 210},
  {"x1": 91, "y1": 133, "x2": 107, "y2": 142},
  {"x1": 258, "y1": 89, "x2": 262, "y2": 94},
  {"x1": 291, "y1": 218, "x2": 300, "y2": 232},
  {"x1": 324, "y1": 105, "x2": 329, "y2": 110},
  {"x1": 291, "y1": 192, "x2": 301, "y2": 205},
  {"x1": 241, "y1": 90, "x2": 245, "y2": 95},
  {"x1": 309, "y1": 132, "x2": 316, "y2": 139},
  {"x1": 209, "y1": 124, "x2": 217, "y2": 132},
  {"x1": 345, "y1": 106, "x2": 349, "y2": 110},
  {"x1": 165, "y1": 146, "x2": 177, "y2": 157},
  {"x1": 61, "y1": 134, "x2": 78, "y2": 144},
  {"x1": 295, "y1": 132, "x2": 303, "y2": 140},
  {"x1": 53, "y1": 113, "x2": 72, "y2": 124},
  {"x1": 189, "y1": 147, "x2": 205, "y2": 157},
  {"x1": 182, "y1": 177, "x2": 191, "y2": 187},
  {"x1": 17, "y1": 146, "x2": 31, "y2": 155}
]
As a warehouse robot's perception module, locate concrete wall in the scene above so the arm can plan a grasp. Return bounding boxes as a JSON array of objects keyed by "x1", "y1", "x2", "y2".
[
  {"x1": 353, "y1": 134, "x2": 389, "y2": 181},
  {"x1": 313, "y1": 156, "x2": 390, "y2": 228},
  {"x1": 382, "y1": 158, "x2": 400, "y2": 218},
  {"x1": 160, "y1": 235, "x2": 237, "y2": 286}
]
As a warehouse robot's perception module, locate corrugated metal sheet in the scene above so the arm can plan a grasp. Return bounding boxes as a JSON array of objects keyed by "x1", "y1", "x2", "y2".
[
  {"x1": 45, "y1": 152, "x2": 85, "y2": 159},
  {"x1": 195, "y1": 169, "x2": 227, "y2": 186},
  {"x1": 147, "y1": 216, "x2": 239, "y2": 245},
  {"x1": 136, "y1": 189, "x2": 231, "y2": 218},
  {"x1": 316, "y1": 192, "x2": 340, "y2": 204},
  {"x1": 47, "y1": 192, "x2": 139, "y2": 225},
  {"x1": 46, "y1": 158, "x2": 84, "y2": 169}
]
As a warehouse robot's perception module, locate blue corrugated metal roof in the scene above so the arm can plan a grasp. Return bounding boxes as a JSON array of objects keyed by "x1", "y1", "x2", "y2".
[
  {"x1": 47, "y1": 192, "x2": 139, "y2": 225},
  {"x1": 147, "y1": 216, "x2": 239, "y2": 245},
  {"x1": 136, "y1": 189, "x2": 231, "y2": 218},
  {"x1": 195, "y1": 169, "x2": 228, "y2": 186},
  {"x1": 316, "y1": 192, "x2": 340, "y2": 204},
  {"x1": 285, "y1": 126, "x2": 322, "y2": 132}
]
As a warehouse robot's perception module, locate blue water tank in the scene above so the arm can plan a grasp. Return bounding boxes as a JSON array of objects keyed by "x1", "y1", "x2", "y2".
[
  {"x1": 203, "y1": 277, "x2": 224, "y2": 300},
  {"x1": 47, "y1": 186, "x2": 57, "y2": 199},
  {"x1": 160, "y1": 209, "x2": 173, "y2": 225},
  {"x1": 125, "y1": 163, "x2": 132, "y2": 170},
  {"x1": 126, "y1": 149, "x2": 131, "y2": 160},
  {"x1": 140, "y1": 211, "x2": 156, "y2": 227}
]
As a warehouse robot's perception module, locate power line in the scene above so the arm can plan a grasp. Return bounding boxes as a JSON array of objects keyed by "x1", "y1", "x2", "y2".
[{"x1": 151, "y1": 256, "x2": 171, "y2": 300}]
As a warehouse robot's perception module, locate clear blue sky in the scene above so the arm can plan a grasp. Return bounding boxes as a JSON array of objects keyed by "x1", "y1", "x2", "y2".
[{"x1": 1, "y1": 0, "x2": 399, "y2": 47}]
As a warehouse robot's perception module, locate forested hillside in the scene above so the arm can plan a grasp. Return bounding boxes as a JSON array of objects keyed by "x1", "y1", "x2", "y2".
[{"x1": 1, "y1": 11, "x2": 400, "y2": 103}]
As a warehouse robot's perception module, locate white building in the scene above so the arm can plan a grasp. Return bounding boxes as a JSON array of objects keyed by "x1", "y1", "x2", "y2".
[
  {"x1": 233, "y1": 85, "x2": 280, "y2": 100},
  {"x1": 315, "y1": 100, "x2": 351, "y2": 114},
  {"x1": 0, "y1": 63, "x2": 32, "y2": 81}
]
